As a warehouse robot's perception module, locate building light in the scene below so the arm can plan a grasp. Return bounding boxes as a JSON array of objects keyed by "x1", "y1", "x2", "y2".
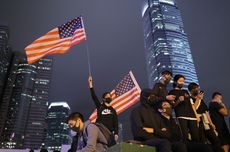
[{"x1": 159, "y1": 0, "x2": 175, "y2": 5}]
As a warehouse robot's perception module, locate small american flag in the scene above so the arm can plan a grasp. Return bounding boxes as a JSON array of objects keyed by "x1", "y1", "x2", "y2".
[
  {"x1": 89, "y1": 71, "x2": 141, "y2": 122},
  {"x1": 25, "y1": 16, "x2": 86, "y2": 64}
]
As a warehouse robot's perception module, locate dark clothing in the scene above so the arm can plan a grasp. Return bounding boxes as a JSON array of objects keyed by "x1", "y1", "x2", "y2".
[
  {"x1": 130, "y1": 98, "x2": 172, "y2": 152},
  {"x1": 160, "y1": 116, "x2": 188, "y2": 152},
  {"x1": 171, "y1": 141, "x2": 187, "y2": 152},
  {"x1": 160, "y1": 116, "x2": 182, "y2": 142},
  {"x1": 209, "y1": 102, "x2": 230, "y2": 145},
  {"x1": 68, "y1": 135, "x2": 78, "y2": 152},
  {"x1": 178, "y1": 118, "x2": 200, "y2": 142},
  {"x1": 151, "y1": 82, "x2": 168, "y2": 109},
  {"x1": 131, "y1": 105, "x2": 169, "y2": 141},
  {"x1": 190, "y1": 98, "x2": 223, "y2": 152},
  {"x1": 90, "y1": 88, "x2": 118, "y2": 135},
  {"x1": 190, "y1": 98, "x2": 223, "y2": 151},
  {"x1": 143, "y1": 138, "x2": 172, "y2": 152},
  {"x1": 202, "y1": 127, "x2": 224, "y2": 152},
  {"x1": 186, "y1": 142, "x2": 213, "y2": 152},
  {"x1": 169, "y1": 89, "x2": 196, "y2": 118},
  {"x1": 160, "y1": 115, "x2": 213, "y2": 152},
  {"x1": 195, "y1": 99, "x2": 208, "y2": 114},
  {"x1": 169, "y1": 89, "x2": 199, "y2": 142}
]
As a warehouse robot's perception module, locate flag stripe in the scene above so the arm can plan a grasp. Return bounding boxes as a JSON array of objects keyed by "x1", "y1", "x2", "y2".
[
  {"x1": 27, "y1": 46, "x2": 70, "y2": 62},
  {"x1": 26, "y1": 31, "x2": 85, "y2": 51},
  {"x1": 31, "y1": 37, "x2": 60, "y2": 44},
  {"x1": 71, "y1": 36, "x2": 87, "y2": 45},
  {"x1": 89, "y1": 71, "x2": 141, "y2": 122},
  {"x1": 26, "y1": 38, "x2": 71, "y2": 52},
  {"x1": 27, "y1": 28, "x2": 59, "y2": 46},
  {"x1": 26, "y1": 44, "x2": 71, "y2": 58},
  {"x1": 116, "y1": 95, "x2": 140, "y2": 113},
  {"x1": 89, "y1": 89, "x2": 140, "y2": 120},
  {"x1": 111, "y1": 90, "x2": 140, "y2": 109},
  {"x1": 25, "y1": 17, "x2": 86, "y2": 64},
  {"x1": 27, "y1": 33, "x2": 86, "y2": 55},
  {"x1": 110, "y1": 88, "x2": 139, "y2": 107},
  {"x1": 26, "y1": 30, "x2": 86, "y2": 51},
  {"x1": 89, "y1": 90, "x2": 140, "y2": 122},
  {"x1": 27, "y1": 48, "x2": 69, "y2": 64}
]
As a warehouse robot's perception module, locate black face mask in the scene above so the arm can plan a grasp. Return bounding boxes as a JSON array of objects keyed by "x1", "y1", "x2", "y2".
[
  {"x1": 163, "y1": 107, "x2": 173, "y2": 116},
  {"x1": 73, "y1": 126, "x2": 80, "y2": 133},
  {"x1": 103, "y1": 97, "x2": 112, "y2": 103},
  {"x1": 147, "y1": 94, "x2": 156, "y2": 106},
  {"x1": 71, "y1": 121, "x2": 80, "y2": 133},
  {"x1": 177, "y1": 83, "x2": 183, "y2": 89},
  {"x1": 192, "y1": 90, "x2": 199, "y2": 96}
]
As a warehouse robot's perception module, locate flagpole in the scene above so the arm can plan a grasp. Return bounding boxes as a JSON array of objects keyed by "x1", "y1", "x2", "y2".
[
  {"x1": 81, "y1": 16, "x2": 92, "y2": 76},
  {"x1": 86, "y1": 43, "x2": 92, "y2": 76}
]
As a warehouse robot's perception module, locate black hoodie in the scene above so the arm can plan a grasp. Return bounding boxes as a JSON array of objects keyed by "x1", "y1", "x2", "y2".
[{"x1": 130, "y1": 88, "x2": 169, "y2": 141}]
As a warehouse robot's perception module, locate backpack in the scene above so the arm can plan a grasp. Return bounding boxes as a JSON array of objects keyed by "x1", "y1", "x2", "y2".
[{"x1": 86, "y1": 123, "x2": 116, "y2": 147}]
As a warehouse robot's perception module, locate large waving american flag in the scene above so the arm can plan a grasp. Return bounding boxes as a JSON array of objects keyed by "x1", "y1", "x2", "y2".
[
  {"x1": 89, "y1": 71, "x2": 141, "y2": 122},
  {"x1": 25, "y1": 16, "x2": 86, "y2": 64}
]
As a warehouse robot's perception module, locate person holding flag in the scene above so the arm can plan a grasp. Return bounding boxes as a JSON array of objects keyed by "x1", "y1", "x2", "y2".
[{"x1": 88, "y1": 76, "x2": 119, "y2": 143}]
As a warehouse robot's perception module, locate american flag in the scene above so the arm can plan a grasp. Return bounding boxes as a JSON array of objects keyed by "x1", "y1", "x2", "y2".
[
  {"x1": 25, "y1": 16, "x2": 86, "y2": 64},
  {"x1": 89, "y1": 71, "x2": 141, "y2": 122}
]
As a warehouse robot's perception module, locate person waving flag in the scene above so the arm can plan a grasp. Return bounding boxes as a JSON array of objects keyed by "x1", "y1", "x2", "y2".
[{"x1": 89, "y1": 71, "x2": 141, "y2": 122}]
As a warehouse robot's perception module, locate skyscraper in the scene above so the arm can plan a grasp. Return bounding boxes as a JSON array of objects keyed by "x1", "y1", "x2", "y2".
[
  {"x1": 45, "y1": 102, "x2": 71, "y2": 151},
  {"x1": 141, "y1": 0, "x2": 199, "y2": 87},
  {"x1": 0, "y1": 52, "x2": 53, "y2": 149},
  {"x1": 0, "y1": 24, "x2": 12, "y2": 101},
  {"x1": 23, "y1": 57, "x2": 53, "y2": 149}
]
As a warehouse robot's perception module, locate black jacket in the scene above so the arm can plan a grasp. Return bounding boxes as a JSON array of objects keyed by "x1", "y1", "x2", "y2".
[
  {"x1": 151, "y1": 82, "x2": 168, "y2": 109},
  {"x1": 90, "y1": 88, "x2": 118, "y2": 134},
  {"x1": 168, "y1": 89, "x2": 196, "y2": 118},
  {"x1": 160, "y1": 115, "x2": 183, "y2": 142},
  {"x1": 68, "y1": 134, "x2": 78, "y2": 152},
  {"x1": 130, "y1": 90, "x2": 168, "y2": 141}
]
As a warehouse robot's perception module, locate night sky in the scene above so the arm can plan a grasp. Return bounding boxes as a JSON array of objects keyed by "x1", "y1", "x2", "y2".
[{"x1": 1, "y1": 0, "x2": 230, "y2": 139}]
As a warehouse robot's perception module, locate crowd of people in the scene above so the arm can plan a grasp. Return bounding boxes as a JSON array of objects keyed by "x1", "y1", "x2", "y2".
[{"x1": 66, "y1": 71, "x2": 230, "y2": 152}]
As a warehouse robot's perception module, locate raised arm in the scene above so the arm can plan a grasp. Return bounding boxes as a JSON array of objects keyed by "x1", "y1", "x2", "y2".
[{"x1": 88, "y1": 76, "x2": 101, "y2": 109}]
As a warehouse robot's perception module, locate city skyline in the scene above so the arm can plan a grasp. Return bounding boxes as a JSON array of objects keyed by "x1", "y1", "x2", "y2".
[
  {"x1": 1, "y1": 0, "x2": 230, "y2": 141},
  {"x1": 141, "y1": 0, "x2": 199, "y2": 88},
  {"x1": 45, "y1": 101, "x2": 71, "y2": 151},
  {"x1": 0, "y1": 53, "x2": 53, "y2": 149}
]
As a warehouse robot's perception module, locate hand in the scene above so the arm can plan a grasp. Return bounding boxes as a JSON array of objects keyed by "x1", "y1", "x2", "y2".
[
  {"x1": 167, "y1": 100, "x2": 175, "y2": 105},
  {"x1": 161, "y1": 128, "x2": 167, "y2": 131},
  {"x1": 196, "y1": 116, "x2": 201, "y2": 123},
  {"x1": 166, "y1": 95, "x2": 176, "y2": 101},
  {"x1": 114, "y1": 134, "x2": 119, "y2": 141},
  {"x1": 143, "y1": 127, "x2": 154, "y2": 133},
  {"x1": 88, "y1": 76, "x2": 93, "y2": 88},
  {"x1": 210, "y1": 123, "x2": 216, "y2": 130},
  {"x1": 219, "y1": 102, "x2": 225, "y2": 106},
  {"x1": 178, "y1": 96, "x2": 184, "y2": 102},
  {"x1": 197, "y1": 92, "x2": 204, "y2": 100}
]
